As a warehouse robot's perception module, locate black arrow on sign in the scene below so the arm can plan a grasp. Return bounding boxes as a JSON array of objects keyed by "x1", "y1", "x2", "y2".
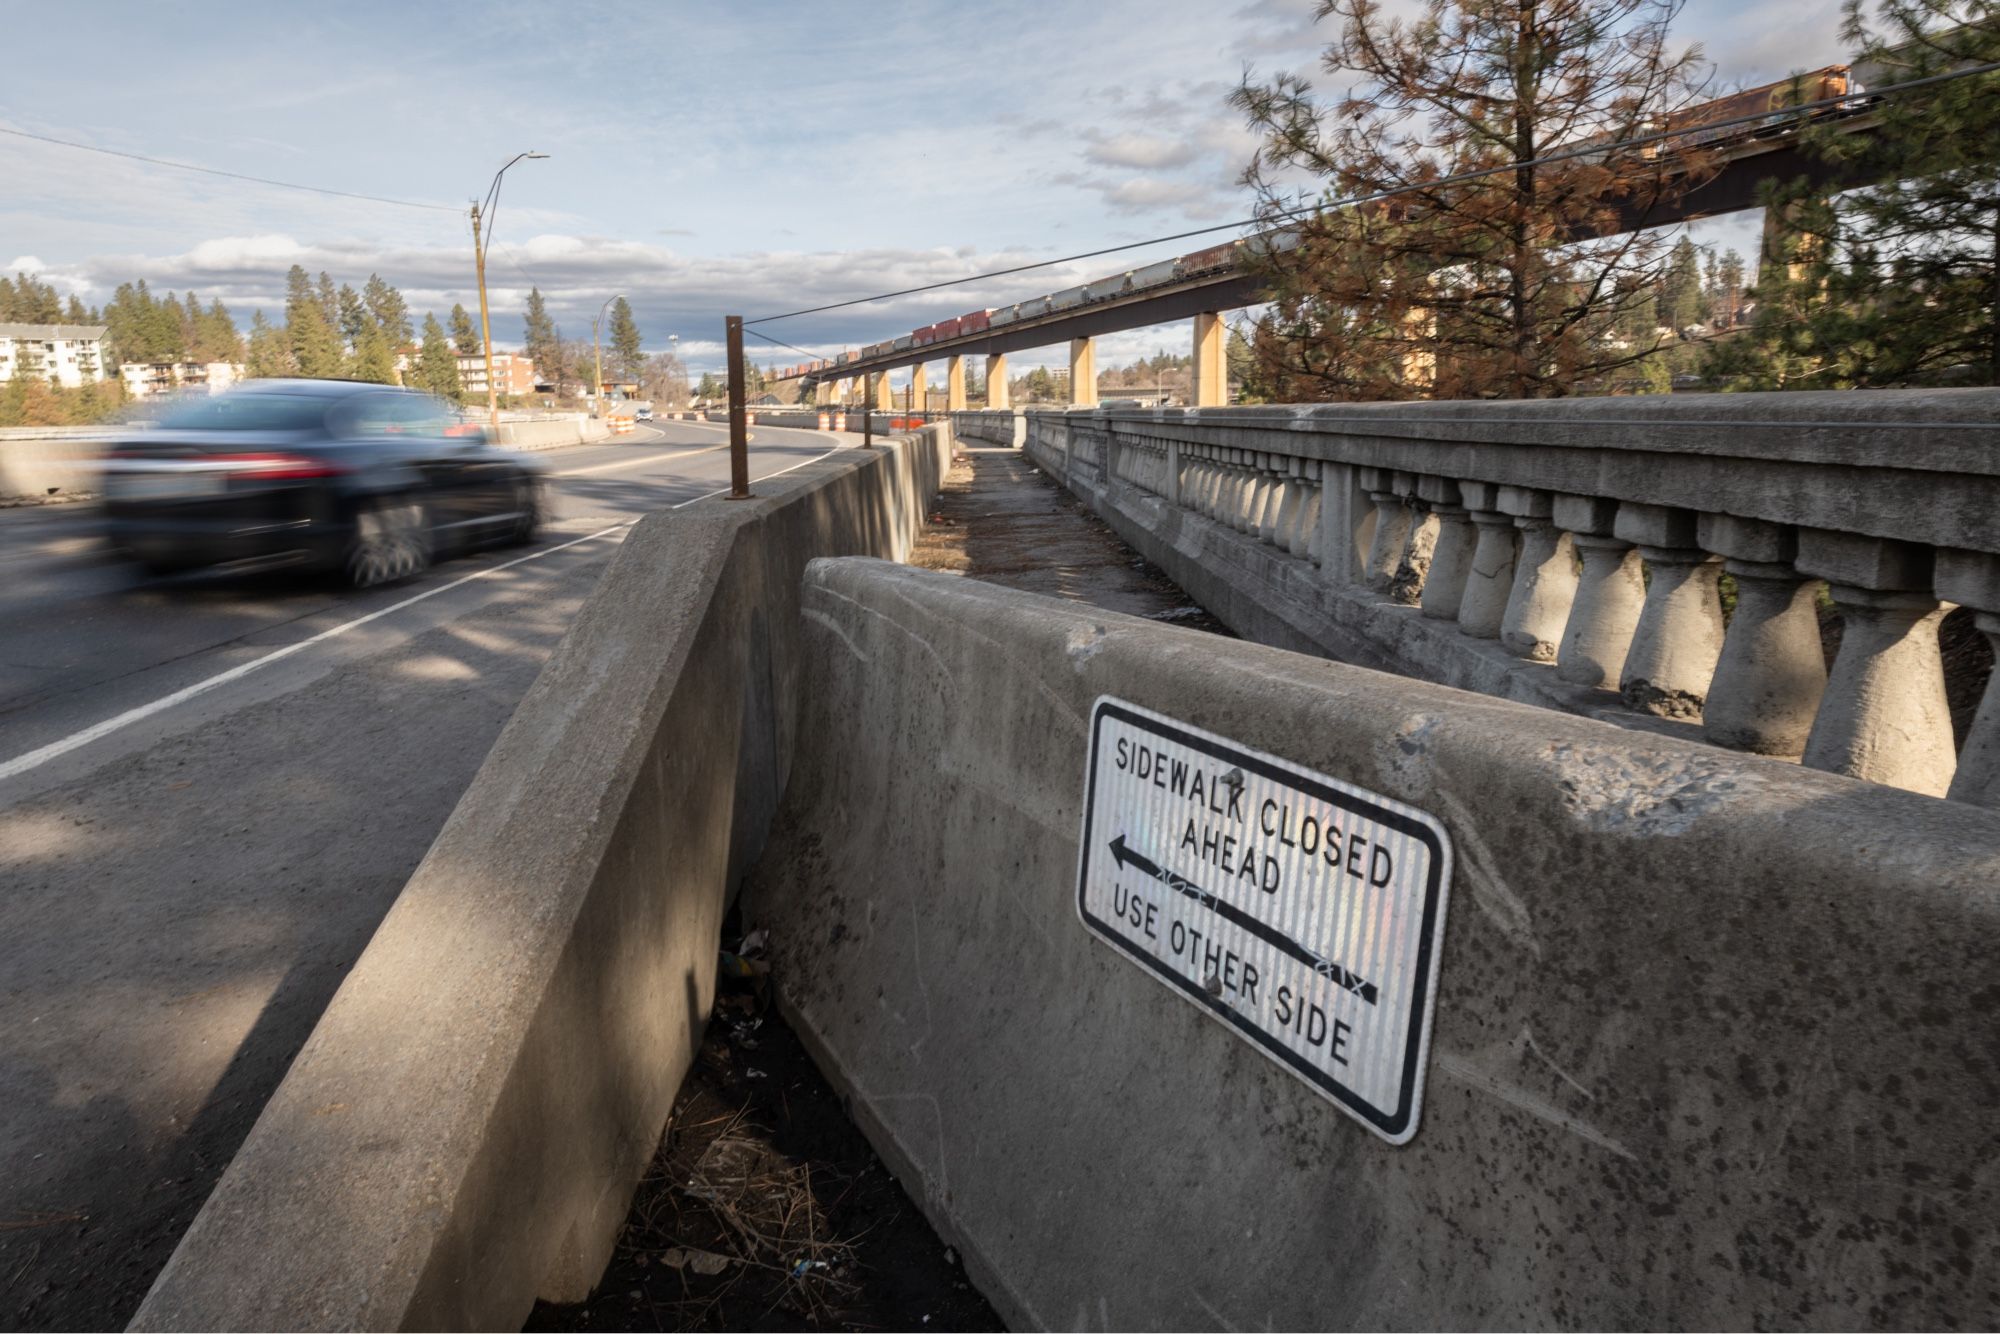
[{"x1": 1109, "y1": 833, "x2": 1379, "y2": 1006}]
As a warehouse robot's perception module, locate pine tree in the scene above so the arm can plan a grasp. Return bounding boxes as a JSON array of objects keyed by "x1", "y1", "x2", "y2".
[
  {"x1": 607, "y1": 297, "x2": 643, "y2": 379},
  {"x1": 413, "y1": 313, "x2": 464, "y2": 401},
  {"x1": 521, "y1": 288, "x2": 558, "y2": 379},
  {"x1": 1713, "y1": 1, "x2": 2000, "y2": 388},
  {"x1": 64, "y1": 295, "x2": 88, "y2": 324},
  {"x1": 362, "y1": 274, "x2": 412, "y2": 348},
  {"x1": 197, "y1": 299, "x2": 242, "y2": 363},
  {"x1": 336, "y1": 284, "x2": 372, "y2": 351},
  {"x1": 1231, "y1": 0, "x2": 1711, "y2": 400},
  {"x1": 449, "y1": 303, "x2": 481, "y2": 354},
  {"x1": 285, "y1": 266, "x2": 344, "y2": 378},
  {"x1": 349, "y1": 322, "x2": 397, "y2": 384},
  {"x1": 316, "y1": 272, "x2": 338, "y2": 329},
  {"x1": 1658, "y1": 237, "x2": 1704, "y2": 333},
  {"x1": 245, "y1": 311, "x2": 296, "y2": 378}
]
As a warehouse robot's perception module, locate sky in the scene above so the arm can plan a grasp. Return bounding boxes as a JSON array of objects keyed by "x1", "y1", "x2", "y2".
[{"x1": 1, "y1": 0, "x2": 1854, "y2": 381}]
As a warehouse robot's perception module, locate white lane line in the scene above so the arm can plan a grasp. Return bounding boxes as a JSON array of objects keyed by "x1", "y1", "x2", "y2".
[
  {"x1": 553, "y1": 441, "x2": 729, "y2": 477},
  {"x1": 0, "y1": 443, "x2": 853, "y2": 784}
]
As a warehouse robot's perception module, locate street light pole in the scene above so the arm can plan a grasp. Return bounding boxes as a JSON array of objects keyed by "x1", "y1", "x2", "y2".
[
  {"x1": 470, "y1": 150, "x2": 548, "y2": 436},
  {"x1": 591, "y1": 294, "x2": 618, "y2": 418}
]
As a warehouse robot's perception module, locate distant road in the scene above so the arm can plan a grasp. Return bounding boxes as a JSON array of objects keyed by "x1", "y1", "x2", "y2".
[{"x1": 0, "y1": 420, "x2": 851, "y2": 1330}]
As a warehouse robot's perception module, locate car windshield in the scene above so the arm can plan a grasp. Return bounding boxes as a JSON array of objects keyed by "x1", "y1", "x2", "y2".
[{"x1": 157, "y1": 393, "x2": 330, "y2": 432}]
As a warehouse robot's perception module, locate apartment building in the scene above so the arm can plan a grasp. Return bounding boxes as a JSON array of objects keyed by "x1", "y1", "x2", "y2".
[
  {"x1": 119, "y1": 361, "x2": 245, "y2": 398},
  {"x1": 456, "y1": 350, "x2": 538, "y2": 397},
  {"x1": 0, "y1": 324, "x2": 109, "y2": 387}
]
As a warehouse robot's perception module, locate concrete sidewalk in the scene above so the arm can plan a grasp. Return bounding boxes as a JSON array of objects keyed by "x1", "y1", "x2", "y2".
[{"x1": 911, "y1": 445, "x2": 1230, "y2": 631}]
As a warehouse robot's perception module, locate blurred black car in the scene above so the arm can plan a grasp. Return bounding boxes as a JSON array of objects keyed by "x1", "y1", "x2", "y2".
[{"x1": 101, "y1": 380, "x2": 547, "y2": 587}]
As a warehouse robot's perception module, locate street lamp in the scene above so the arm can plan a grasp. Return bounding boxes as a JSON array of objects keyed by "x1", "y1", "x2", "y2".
[
  {"x1": 470, "y1": 151, "x2": 548, "y2": 435},
  {"x1": 591, "y1": 294, "x2": 620, "y2": 419}
]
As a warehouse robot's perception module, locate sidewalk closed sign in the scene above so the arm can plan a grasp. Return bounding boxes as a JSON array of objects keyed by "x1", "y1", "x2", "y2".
[{"x1": 1075, "y1": 698, "x2": 1452, "y2": 1145}]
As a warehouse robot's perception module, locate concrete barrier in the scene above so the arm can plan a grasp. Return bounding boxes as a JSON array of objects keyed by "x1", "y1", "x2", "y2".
[
  {"x1": 490, "y1": 414, "x2": 612, "y2": 451},
  {"x1": 131, "y1": 429, "x2": 954, "y2": 1331},
  {"x1": 748, "y1": 557, "x2": 2000, "y2": 1331}
]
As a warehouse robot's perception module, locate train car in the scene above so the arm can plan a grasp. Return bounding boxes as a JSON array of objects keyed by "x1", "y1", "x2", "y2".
[
  {"x1": 1086, "y1": 273, "x2": 1134, "y2": 302},
  {"x1": 1243, "y1": 226, "x2": 1304, "y2": 261},
  {"x1": 1049, "y1": 284, "x2": 1089, "y2": 312},
  {"x1": 1129, "y1": 258, "x2": 1183, "y2": 290},
  {"x1": 1666, "y1": 66, "x2": 1850, "y2": 147},
  {"x1": 913, "y1": 324, "x2": 938, "y2": 347},
  {"x1": 1019, "y1": 295, "x2": 1053, "y2": 319},
  {"x1": 991, "y1": 304, "x2": 1021, "y2": 328},
  {"x1": 834, "y1": 352, "x2": 851, "y2": 367},
  {"x1": 932, "y1": 317, "x2": 962, "y2": 342},
  {"x1": 958, "y1": 309, "x2": 992, "y2": 335},
  {"x1": 893, "y1": 335, "x2": 915, "y2": 352},
  {"x1": 1180, "y1": 241, "x2": 1240, "y2": 276}
]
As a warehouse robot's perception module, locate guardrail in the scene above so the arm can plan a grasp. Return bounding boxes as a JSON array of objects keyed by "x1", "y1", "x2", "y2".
[{"x1": 954, "y1": 391, "x2": 2000, "y2": 808}]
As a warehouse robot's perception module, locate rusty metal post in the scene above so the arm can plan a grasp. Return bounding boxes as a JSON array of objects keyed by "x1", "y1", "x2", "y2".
[
  {"x1": 864, "y1": 374, "x2": 875, "y2": 450},
  {"x1": 725, "y1": 315, "x2": 751, "y2": 499}
]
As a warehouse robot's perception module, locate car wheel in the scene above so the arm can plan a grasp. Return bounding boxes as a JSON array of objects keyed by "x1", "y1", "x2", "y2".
[
  {"x1": 501, "y1": 477, "x2": 543, "y2": 547},
  {"x1": 347, "y1": 495, "x2": 432, "y2": 588}
]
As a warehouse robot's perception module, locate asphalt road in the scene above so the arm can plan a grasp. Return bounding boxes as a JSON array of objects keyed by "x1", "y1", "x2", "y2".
[{"x1": 0, "y1": 419, "x2": 854, "y2": 1330}]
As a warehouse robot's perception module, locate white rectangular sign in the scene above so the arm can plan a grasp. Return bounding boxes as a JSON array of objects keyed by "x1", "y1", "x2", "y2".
[{"x1": 1075, "y1": 697, "x2": 1452, "y2": 1144}]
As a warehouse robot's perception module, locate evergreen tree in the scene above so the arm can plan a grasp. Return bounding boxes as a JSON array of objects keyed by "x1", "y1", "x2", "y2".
[
  {"x1": 362, "y1": 274, "x2": 412, "y2": 348},
  {"x1": 197, "y1": 299, "x2": 242, "y2": 363},
  {"x1": 64, "y1": 295, "x2": 88, "y2": 323},
  {"x1": 1711, "y1": 3, "x2": 2000, "y2": 387},
  {"x1": 1231, "y1": 0, "x2": 1709, "y2": 400},
  {"x1": 412, "y1": 313, "x2": 464, "y2": 401},
  {"x1": 316, "y1": 272, "x2": 338, "y2": 329},
  {"x1": 521, "y1": 288, "x2": 558, "y2": 378},
  {"x1": 607, "y1": 297, "x2": 643, "y2": 379},
  {"x1": 285, "y1": 265, "x2": 344, "y2": 378},
  {"x1": 449, "y1": 303, "x2": 481, "y2": 354},
  {"x1": 349, "y1": 322, "x2": 397, "y2": 384},
  {"x1": 336, "y1": 284, "x2": 372, "y2": 351},
  {"x1": 1658, "y1": 237, "x2": 1704, "y2": 332},
  {"x1": 245, "y1": 311, "x2": 296, "y2": 378}
]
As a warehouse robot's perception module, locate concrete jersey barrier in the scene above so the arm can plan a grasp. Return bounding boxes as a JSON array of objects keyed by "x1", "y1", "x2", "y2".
[
  {"x1": 131, "y1": 429, "x2": 953, "y2": 1331},
  {"x1": 748, "y1": 557, "x2": 2000, "y2": 1331}
]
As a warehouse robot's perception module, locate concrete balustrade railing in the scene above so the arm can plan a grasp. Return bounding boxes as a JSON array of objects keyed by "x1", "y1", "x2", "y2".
[{"x1": 952, "y1": 391, "x2": 2000, "y2": 809}]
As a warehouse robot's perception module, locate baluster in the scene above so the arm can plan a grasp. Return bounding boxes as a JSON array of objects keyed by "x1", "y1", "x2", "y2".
[
  {"x1": 1615, "y1": 503, "x2": 1725, "y2": 718},
  {"x1": 1499, "y1": 486, "x2": 1577, "y2": 662},
  {"x1": 1938, "y1": 551, "x2": 2000, "y2": 808},
  {"x1": 1417, "y1": 477, "x2": 1474, "y2": 621},
  {"x1": 1457, "y1": 481, "x2": 1517, "y2": 641},
  {"x1": 1699, "y1": 516, "x2": 1825, "y2": 756},
  {"x1": 1360, "y1": 466, "x2": 1412, "y2": 595},
  {"x1": 1798, "y1": 533, "x2": 1956, "y2": 797},
  {"x1": 1553, "y1": 496, "x2": 1644, "y2": 688}
]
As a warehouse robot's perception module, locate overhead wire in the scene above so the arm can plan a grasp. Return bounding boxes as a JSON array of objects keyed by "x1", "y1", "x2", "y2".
[
  {"x1": 744, "y1": 57, "x2": 2000, "y2": 325},
  {"x1": 0, "y1": 124, "x2": 462, "y2": 213}
]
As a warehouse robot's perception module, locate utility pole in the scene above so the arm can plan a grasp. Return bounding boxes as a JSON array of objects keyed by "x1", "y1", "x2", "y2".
[
  {"x1": 863, "y1": 373, "x2": 875, "y2": 450},
  {"x1": 725, "y1": 316, "x2": 751, "y2": 499},
  {"x1": 470, "y1": 151, "x2": 547, "y2": 437},
  {"x1": 471, "y1": 203, "x2": 498, "y2": 435},
  {"x1": 591, "y1": 295, "x2": 617, "y2": 419}
]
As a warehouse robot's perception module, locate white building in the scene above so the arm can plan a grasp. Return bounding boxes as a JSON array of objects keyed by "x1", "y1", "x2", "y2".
[
  {"x1": 119, "y1": 361, "x2": 246, "y2": 399},
  {"x1": 0, "y1": 324, "x2": 109, "y2": 388}
]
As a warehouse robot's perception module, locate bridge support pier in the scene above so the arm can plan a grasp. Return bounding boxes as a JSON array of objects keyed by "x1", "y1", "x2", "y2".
[
  {"x1": 874, "y1": 373, "x2": 895, "y2": 412},
  {"x1": 909, "y1": 362, "x2": 924, "y2": 413},
  {"x1": 1193, "y1": 312, "x2": 1227, "y2": 407},
  {"x1": 986, "y1": 355, "x2": 1009, "y2": 409},
  {"x1": 1070, "y1": 337, "x2": 1097, "y2": 407},
  {"x1": 947, "y1": 356, "x2": 966, "y2": 411}
]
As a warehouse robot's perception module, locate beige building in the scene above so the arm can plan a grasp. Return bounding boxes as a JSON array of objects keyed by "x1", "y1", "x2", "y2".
[
  {"x1": 0, "y1": 324, "x2": 109, "y2": 387},
  {"x1": 457, "y1": 351, "x2": 538, "y2": 397},
  {"x1": 119, "y1": 361, "x2": 245, "y2": 398}
]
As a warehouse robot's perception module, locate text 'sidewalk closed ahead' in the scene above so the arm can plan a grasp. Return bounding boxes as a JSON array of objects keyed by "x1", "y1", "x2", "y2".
[{"x1": 1075, "y1": 698, "x2": 1453, "y2": 1144}]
